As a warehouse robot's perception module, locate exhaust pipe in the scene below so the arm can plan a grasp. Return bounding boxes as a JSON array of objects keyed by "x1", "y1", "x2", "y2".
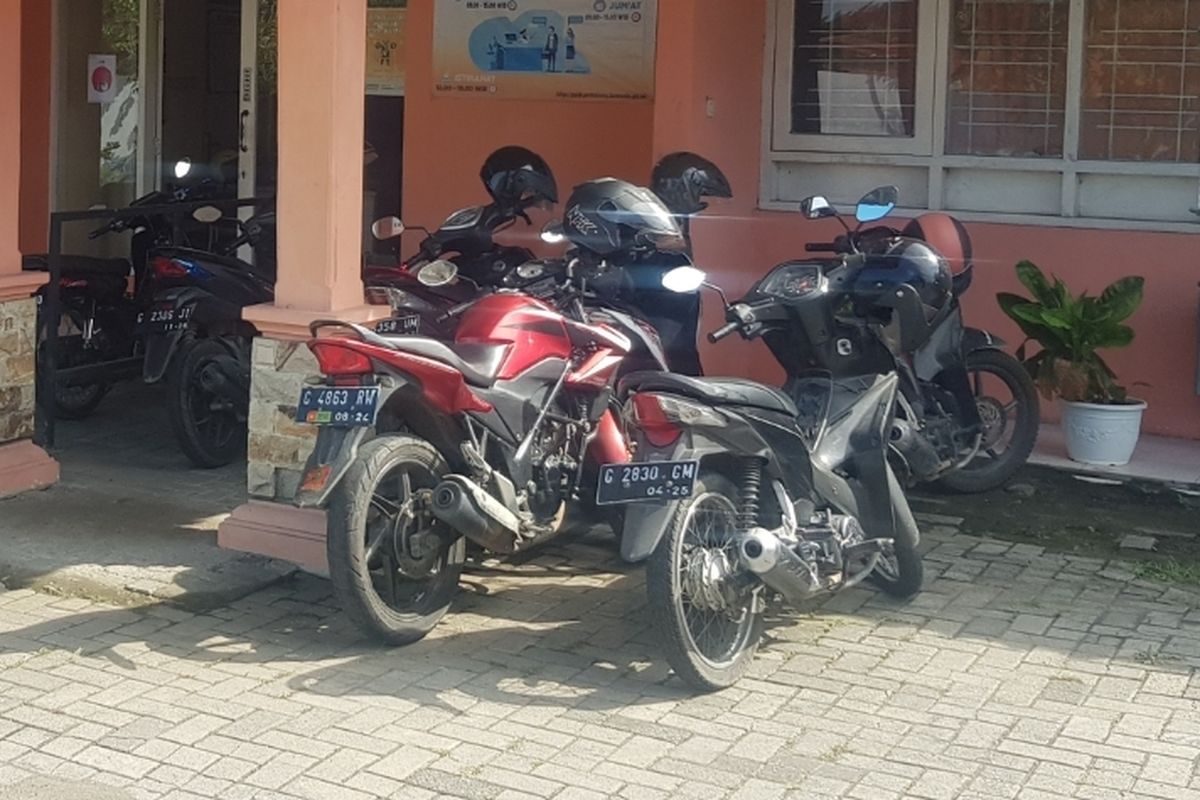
[
  {"x1": 739, "y1": 529, "x2": 819, "y2": 607},
  {"x1": 431, "y1": 475, "x2": 521, "y2": 554}
]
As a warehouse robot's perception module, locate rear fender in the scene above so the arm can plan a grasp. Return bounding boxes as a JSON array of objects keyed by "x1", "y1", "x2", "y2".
[
  {"x1": 294, "y1": 425, "x2": 374, "y2": 508},
  {"x1": 962, "y1": 326, "x2": 1007, "y2": 354},
  {"x1": 140, "y1": 287, "x2": 213, "y2": 383}
]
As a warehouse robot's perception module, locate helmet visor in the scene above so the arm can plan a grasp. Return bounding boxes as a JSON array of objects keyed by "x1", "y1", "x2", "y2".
[{"x1": 599, "y1": 186, "x2": 686, "y2": 252}]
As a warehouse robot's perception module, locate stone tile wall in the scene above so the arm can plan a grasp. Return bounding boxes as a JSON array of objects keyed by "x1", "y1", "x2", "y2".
[
  {"x1": 246, "y1": 337, "x2": 319, "y2": 501},
  {"x1": 0, "y1": 297, "x2": 36, "y2": 443}
]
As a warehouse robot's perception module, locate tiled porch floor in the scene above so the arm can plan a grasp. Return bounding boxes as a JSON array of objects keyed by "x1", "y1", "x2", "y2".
[{"x1": 1031, "y1": 423, "x2": 1200, "y2": 488}]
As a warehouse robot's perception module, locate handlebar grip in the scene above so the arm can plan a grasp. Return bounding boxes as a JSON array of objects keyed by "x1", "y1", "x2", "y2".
[
  {"x1": 708, "y1": 321, "x2": 739, "y2": 343},
  {"x1": 805, "y1": 242, "x2": 838, "y2": 252}
]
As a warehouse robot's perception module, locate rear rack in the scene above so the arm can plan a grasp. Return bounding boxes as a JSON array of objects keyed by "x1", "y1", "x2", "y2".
[{"x1": 308, "y1": 319, "x2": 396, "y2": 351}]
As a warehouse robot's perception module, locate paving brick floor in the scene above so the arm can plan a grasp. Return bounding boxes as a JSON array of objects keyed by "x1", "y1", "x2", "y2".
[{"x1": 1, "y1": 525, "x2": 1199, "y2": 800}]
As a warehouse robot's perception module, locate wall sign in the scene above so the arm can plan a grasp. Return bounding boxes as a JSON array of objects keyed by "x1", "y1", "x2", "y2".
[
  {"x1": 433, "y1": 0, "x2": 657, "y2": 101},
  {"x1": 87, "y1": 54, "x2": 117, "y2": 104},
  {"x1": 367, "y1": 8, "x2": 408, "y2": 96}
]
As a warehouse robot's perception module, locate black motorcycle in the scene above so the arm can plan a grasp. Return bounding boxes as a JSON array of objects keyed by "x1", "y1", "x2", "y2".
[
  {"x1": 138, "y1": 209, "x2": 275, "y2": 468},
  {"x1": 793, "y1": 188, "x2": 1039, "y2": 493},
  {"x1": 607, "y1": 262, "x2": 923, "y2": 690},
  {"x1": 24, "y1": 161, "x2": 220, "y2": 419}
]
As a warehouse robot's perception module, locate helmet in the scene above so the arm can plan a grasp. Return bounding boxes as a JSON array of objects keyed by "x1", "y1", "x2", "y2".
[
  {"x1": 650, "y1": 152, "x2": 733, "y2": 216},
  {"x1": 562, "y1": 178, "x2": 686, "y2": 256},
  {"x1": 480, "y1": 146, "x2": 558, "y2": 209},
  {"x1": 902, "y1": 213, "x2": 972, "y2": 273},
  {"x1": 852, "y1": 238, "x2": 953, "y2": 319}
]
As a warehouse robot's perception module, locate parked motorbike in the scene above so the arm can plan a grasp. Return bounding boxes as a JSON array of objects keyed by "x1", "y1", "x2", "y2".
[
  {"x1": 294, "y1": 179, "x2": 684, "y2": 644},
  {"x1": 605, "y1": 238, "x2": 925, "y2": 691},
  {"x1": 138, "y1": 209, "x2": 275, "y2": 468},
  {"x1": 364, "y1": 146, "x2": 559, "y2": 338},
  {"x1": 796, "y1": 188, "x2": 1039, "y2": 492},
  {"x1": 24, "y1": 159, "x2": 216, "y2": 419}
]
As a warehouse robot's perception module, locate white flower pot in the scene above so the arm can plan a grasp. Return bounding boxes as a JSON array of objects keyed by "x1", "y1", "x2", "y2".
[{"x1": 1059, "y1": 399, "x2": 1147, "y2": 466}]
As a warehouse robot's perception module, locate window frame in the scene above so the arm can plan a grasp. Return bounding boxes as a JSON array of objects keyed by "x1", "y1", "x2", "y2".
[{"x1": 762, "y1": 0, "x2": 1200, "y2": 230}]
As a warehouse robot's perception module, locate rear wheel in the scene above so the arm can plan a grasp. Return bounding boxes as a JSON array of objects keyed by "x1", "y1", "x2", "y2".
[
  {"x1": 327, "y1": 435, "x2": 464, "y2": 645},
  {"x1": 937, "y1": 348, "x2": 1039, "y2": 494},
  {"x1": 167, "y1": 338, "x2": 245, "y2": 468},
  {"x1": 646, "y1": 471, "x2": 762, "y2": 692},
  {"x1": 40, "y1": 308, "x2": 109, "y2": 420}
]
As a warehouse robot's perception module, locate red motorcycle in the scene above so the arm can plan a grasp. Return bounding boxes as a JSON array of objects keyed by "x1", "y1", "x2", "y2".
[{"x1": 295, "y1": 261, "x2": 654, "y2": 642}]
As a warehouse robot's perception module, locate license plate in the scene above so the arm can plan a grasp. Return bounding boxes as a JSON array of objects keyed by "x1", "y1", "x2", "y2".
[
  {"x1": 295, "y1": 386, "x2": 380, "y2": 427},
  {"x1": 595, "y1": 460, "x2": 698, "y2": 506},
  {"x1": 137, "y1": 304, "x2": 194, "y2": 334},
  {"x1": 375, "y1": 315, "x2": 420, "y2": 336}
]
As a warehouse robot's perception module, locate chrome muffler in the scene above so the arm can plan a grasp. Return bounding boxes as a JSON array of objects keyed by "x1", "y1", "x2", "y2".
[
  {"x1": 739, "y1": 528, "x2": 820, "y2": 607},
  {"x1": 431, "y1": 475, "x2": 522, "y2": 553}
]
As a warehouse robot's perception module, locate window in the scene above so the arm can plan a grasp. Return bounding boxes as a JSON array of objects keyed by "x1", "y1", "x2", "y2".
[{"x1": 766, "y1": 0, "x2": 1200, "y2": 226}]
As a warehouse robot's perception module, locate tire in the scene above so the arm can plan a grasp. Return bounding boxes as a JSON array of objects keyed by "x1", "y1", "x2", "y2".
[
  {"x1": 646, "y1": 471, "x2": 763, "y2": 692},
  {"x1": 869, "y1": 467, "x2": 924, "y2": 599},
  {"x1": 937, "y1": 348, "x2": 1040, "y2": 494},
  {"x1": 167, "y1": 338, "x2": 246, "y2": 468},
  {"x1": 327, "y1": 435, "x2": 464, "y2": 645}
]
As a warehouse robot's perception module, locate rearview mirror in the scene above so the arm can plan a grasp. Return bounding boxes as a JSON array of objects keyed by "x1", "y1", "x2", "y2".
[
  {"x1": 541, "y1": 220, "x2": 567, "y2": 244},
  {"x1": 371, "y1": 216, "x2": 405, "y2": 240},
  {"x1": 661, "y1": 265, "x2": 707, "y2": 294},
  {"x1": 173, "y1": 158, "x2": 193, "y2": 180},
  {"x1": 855, "y1": 186, "x2": 899, "y2": 224},
  {"x1": 800, "y1": 196, "x2": 837, "y2": 220},
  {"x1": 416, "y1": 259, "x2": 459, "y2": 288},
  {"x1": 192, "y1": 206, "x2": 223, "y2": 224}
]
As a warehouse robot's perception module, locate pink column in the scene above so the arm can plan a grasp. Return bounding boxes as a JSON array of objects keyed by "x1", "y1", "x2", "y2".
[
  {"x1": 0, "y1": 0, "x2": 58, "y2": 497},
  {"x1": 242, "y1": 0, "x2": 385, "y2": 338}
]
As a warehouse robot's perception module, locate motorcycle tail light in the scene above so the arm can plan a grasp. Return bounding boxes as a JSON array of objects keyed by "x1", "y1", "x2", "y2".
[
  {"x1": 631, "y1": 393, "x2": 683, "y2": 447},
  {"x1": 151, "y1": 256, "x2": 189, "y2": 279},
  {"x1": 308, "y1": 341, "x2": 373, "y2": 376}
]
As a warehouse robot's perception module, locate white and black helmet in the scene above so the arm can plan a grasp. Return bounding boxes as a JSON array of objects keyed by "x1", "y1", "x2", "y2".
[{"x1": 562, "y1": 178, "x2": 686, "y2": 257}]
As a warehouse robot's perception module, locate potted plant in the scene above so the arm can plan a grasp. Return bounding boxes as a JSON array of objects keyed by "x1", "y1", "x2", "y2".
[{"x1": 998, "y1": 261, "x2": 1146, "y2": 466}]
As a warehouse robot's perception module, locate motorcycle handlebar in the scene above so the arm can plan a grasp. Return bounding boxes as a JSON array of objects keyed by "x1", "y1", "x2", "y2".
[{"x1": 708, "y1": 321, "x2": 739, "y2": 343}]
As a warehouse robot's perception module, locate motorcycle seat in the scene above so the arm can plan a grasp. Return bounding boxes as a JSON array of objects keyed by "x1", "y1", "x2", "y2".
[
  {"x1": 23, "y1": 254, "x2": 131, "y2": 277},
  {"x1": 620, "y1": 371, "x2": 798, "y2": 417},
  {"x1": 377, "y1": 336, "x2": 510, "y2": 387}
]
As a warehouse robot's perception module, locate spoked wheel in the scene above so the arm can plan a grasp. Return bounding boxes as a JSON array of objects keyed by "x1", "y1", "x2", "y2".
[
  {"x1": 327, "y1": 435, "x2": 465, "y2": 645},
  {"x1": 167, "y1": 339, "x2": 245, "y2": 468},
  {"x1": 938, "y1": 349, "x2": 1039, "y2": 494},
  {"x1": 646, "y1": 472, "x2": 762, "y2": 692}
]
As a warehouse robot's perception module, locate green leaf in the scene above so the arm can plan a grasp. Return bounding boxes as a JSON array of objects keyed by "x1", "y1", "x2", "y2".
[
  {"x1": 1015, "y1": 261, "x2": 1056, "y2": 305},
  {"x1": 1098, "y1": 276, "x2": 1145, "y2": 322},
  {"x1": 1090, "y1": 323, "x2": 1135, "y2": 350}
]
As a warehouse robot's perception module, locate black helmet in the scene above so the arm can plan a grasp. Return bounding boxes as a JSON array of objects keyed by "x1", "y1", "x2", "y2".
[
  {"x1": 650, "y1": 152, "x2": 733, "y2": 216},
  {"x1": 480, "y1": 146, "x2": 558, "y2": 209},
  {"x1": 563, "y1": 178, "x2": 686, "y2": 257},
  {"x1": 852, "y1": 238, "x2": 953, "y2": 319}
]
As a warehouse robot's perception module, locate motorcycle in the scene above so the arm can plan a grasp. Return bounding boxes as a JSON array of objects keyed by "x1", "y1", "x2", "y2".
[
  {"x1": 138, "y1": 208, "x2": 275, "y2": 468},
  {"x1": 604, "y1": 247, "x2": 925, "y2": 692},
  {"x1": 292, "y1": 252, "x2": 668, "y2": 644},
  {"x1": 24, "y1": 159, "x2": 217, "y2": 419},
  {"x1": 795, "y1": 188, "x2": 1039, "y2": 493}
]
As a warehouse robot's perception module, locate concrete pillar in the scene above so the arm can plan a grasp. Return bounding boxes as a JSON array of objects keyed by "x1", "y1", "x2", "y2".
[
  {"x1": 220, "y1": 0, "x2": 384, "y2": 570},
  {"x1": 0, "y1": 0, "x2": 59, "y2": 498}
]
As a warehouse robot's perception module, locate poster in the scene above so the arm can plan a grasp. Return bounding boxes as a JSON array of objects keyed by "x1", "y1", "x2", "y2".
[
  {"x1": 433, "y1": 0, "x2": 657, "y2": 101},
  {"x1": 87, "y1": 54, "x2": 117, "y2": 104},
  {"x1": 367, "y1": 8, "x2": 408, "y2": 96}
]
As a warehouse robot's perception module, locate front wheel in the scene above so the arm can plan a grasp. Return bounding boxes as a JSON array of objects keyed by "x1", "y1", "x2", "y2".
[
  {"x1": 167, "y1": 338, "x2": 246, "y2": 468},
  {"x1": 327, "y1": 435, "x2": 464, "y2": 645},
  {"x1": 646, "y1": 471, "x2": 763, "y2": 692},
  {"x1": 869, "y1": 467, "x2": 924, "y2": 599},
  {"x1": 937, "y1": 348, "x2": 1040, "y2": 494}
]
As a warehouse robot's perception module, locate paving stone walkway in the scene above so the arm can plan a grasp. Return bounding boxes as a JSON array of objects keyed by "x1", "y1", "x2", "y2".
[{"x1": 1, "y1": 524, "x2": 1199, "y2": 800}]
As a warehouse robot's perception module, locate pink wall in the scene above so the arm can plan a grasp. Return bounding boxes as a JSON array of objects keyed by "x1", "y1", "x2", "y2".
[
  {"x1": 18, "y1": 0, "x2": 51, "y2": 255},
  {"x1": 0, "y1": 0, "x2": 21, "y2": 274},
  {"x1": 400, "y1": 1, "x2": 656, "y2": 255},
  {"x1": 647, "y1": 0, "x2": 1200, "y2": 440}
]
